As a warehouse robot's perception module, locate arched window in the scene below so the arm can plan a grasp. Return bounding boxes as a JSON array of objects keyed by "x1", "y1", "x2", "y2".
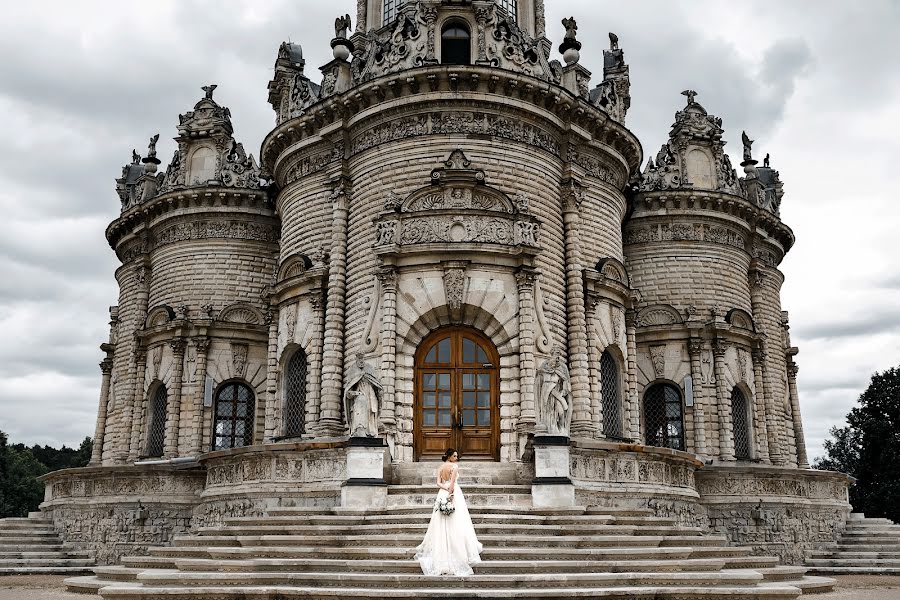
[
  {"x1": 213, "y1": 381, "x2": 255, "y2": 450},
  {"x1": 188, "y1": 146, "x2": 216, "y2": 185},
  {"x1": 146, "y1": 384, "x2": 168, "y2": 458},
  {"x1": 441, "y1": 23, "x2": 471, "y2": 65},
  {"x1": 643, "y1": 383, "x2": 684, "y2": 451},
  {"x1": 283, "y1": 348, "x2": 308, "y2": 437},
  {"x1": 600, "y1": 350, "x2": 623, "y2": 439},
  {"x1": 731, "y1": 386, "x2": 752, "y2": 459},
  {"x1": 496, "y1": 0, "x2": 518, "y2": 21}
]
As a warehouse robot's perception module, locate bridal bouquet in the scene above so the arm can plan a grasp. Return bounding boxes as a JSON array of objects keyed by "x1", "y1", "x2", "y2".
[{"x1": 434, "y1": 495, "x2": 455, "y2": 516}]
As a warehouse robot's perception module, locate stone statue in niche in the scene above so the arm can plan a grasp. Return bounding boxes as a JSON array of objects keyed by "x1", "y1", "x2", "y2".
[
  {"x1": 537, "y1": 347, "x2": 573, "y2": 436},
  {"x1": 343, "y1": 354, "x2": 382, "y2": 437}
]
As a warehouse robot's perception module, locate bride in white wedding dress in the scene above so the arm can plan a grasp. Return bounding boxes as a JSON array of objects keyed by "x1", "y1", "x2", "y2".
[{"x1": 414, "y1": 448, "x2": 483, "y2": 576}]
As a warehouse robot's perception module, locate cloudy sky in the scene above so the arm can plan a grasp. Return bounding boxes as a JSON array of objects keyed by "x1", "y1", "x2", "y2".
[{"x1": 1, "y1": 1, "x2": 898, "y2": 462}]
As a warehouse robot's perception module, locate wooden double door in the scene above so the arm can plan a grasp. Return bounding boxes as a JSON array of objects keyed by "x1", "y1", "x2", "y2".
[{"x1": 414, "y1": 327, "x2": 500, "y2": 461}]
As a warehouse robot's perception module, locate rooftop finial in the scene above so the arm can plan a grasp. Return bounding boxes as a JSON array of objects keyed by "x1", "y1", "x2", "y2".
[
  {"x1": 764, "y1": 153, "x2": 770, "y2": 168},
  {"x1": 609, "y1": 32, "x2": 619, "y2": 51},
  {"x1": 201, "y1": 84, "x2": 217, "y2": 101},
  {"x1": 682, "y1": 89, "x2": 698, "y2": 105},
  {"x1": 131, "y1": 149, "x2": 140, "y2": 164},
  {"x1": 334, "y1": 14, "x2": 351, "y2": 39}
]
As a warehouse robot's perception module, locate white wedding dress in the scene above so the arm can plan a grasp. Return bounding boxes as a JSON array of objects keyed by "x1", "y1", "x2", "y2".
[{"x1": 414, "y1": 464, "x2": 483, "y2": 576}]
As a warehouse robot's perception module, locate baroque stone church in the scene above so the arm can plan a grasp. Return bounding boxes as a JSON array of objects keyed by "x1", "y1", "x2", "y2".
[{"x1": 36, "y1": 0, "x2": 858, "y2": 596}]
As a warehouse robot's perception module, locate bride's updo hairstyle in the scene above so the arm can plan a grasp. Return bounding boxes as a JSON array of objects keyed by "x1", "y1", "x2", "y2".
[{"x1": 441, "y1": 448, "x2": 457, "y2": 462}]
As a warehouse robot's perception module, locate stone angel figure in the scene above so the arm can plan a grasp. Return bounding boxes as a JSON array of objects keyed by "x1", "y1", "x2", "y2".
[
  {"x1": 147, "y1": 134, "x2": 159, "y2": 160},
  {"x1": 537, "y1": 347, "x2": 573, "y2": 436},
  {"x1": 334, "y1": 14, "x2": 352, "y2": 39},
  {"x1": 562, "y1": 17, "x2": 578, "y2": 42},
  {"x1": 741, "y1": 130, "x2": 754, "y2": 162},
  {"x1": 609, "y1": 32, "x2": 619, "y2": 51},
  {"x1": 343, "y1": 354, "x2": 382, "y2": 437}
]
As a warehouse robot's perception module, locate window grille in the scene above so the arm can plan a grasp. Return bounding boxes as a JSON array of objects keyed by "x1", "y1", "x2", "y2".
[
  {"x1": 731, "y1": 387, "x2": 752, "y2": 459},
  {"x1": 213, "y1": 382, "x2": 255, "y2": 450},
  {"x1": 600, "y1": 350, "x2": 622, "y2": 438},
  {"x1": 643, "y1": 383, "x2": 684, "y2": 451},
  {"x1": 146, "y1": 384, "x2": 167, "y2": 457},
  {"x1": 496, "y1": 0, "x2": 518, "y2": 21},
  {"x1": 283, "y1": 348, "x2": 308, "y2": 437},
  {"x1": 383, "y1": 0, "x2": 405, "y2": 25}
]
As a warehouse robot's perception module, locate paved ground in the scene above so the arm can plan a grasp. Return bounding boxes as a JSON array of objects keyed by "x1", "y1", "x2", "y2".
[{"x1": 0, "y1": 574, "x2": 898, "y2": 599}]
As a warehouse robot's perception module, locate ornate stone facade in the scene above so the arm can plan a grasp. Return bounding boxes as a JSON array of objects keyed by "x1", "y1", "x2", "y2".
[{"x1": 43, "y1": 0, "x2": 849, "y2": 566}]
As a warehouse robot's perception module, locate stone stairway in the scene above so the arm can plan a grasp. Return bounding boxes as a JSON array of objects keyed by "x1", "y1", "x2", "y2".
[
  {"x1": 65, "y1": 463, "x2": 834, "y2": 598},
  {"x1": 0, "y1": 511, "x2": 94, "y2": 575},
  {"x1": 807, "y1": 512, "x2": 900, "y2": 574}
]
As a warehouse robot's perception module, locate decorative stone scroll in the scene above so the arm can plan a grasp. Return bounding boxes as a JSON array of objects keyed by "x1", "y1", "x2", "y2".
[{"x1": 635, "y1": 304, "x2": 683, "y2": 328}]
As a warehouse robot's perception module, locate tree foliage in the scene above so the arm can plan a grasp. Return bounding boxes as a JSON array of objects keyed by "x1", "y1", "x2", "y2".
[
  {"x1": 0, "y1": 431, "x2": 92, "y2": 518},
  {"x1": 814, "y1": 366, "x2": 900, "y2": 523}
]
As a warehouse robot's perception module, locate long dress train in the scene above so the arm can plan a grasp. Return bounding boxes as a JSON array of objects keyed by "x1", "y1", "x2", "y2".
[{"x1": 414, "y1": 465, "x2": 483, "y2": 576}]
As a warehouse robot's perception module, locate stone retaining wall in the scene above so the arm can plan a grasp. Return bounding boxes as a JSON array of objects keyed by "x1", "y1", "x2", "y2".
[{"x1": 696, "y1": 465, "x2": 853, "y2": 564}]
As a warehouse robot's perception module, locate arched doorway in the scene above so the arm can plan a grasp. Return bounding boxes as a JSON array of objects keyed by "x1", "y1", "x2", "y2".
[{"x1": 415, "y1": 327, "x2": 499, "y2": 460}]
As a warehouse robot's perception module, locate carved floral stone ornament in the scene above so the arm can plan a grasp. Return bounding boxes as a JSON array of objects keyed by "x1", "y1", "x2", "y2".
[{"x1": 372, "y1": 149, "x2": 540, "y2": 252}]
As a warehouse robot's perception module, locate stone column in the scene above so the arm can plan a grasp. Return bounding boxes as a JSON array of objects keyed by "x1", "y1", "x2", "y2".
[
  {"x1": 90, "y1": 358, "x2": 114, "y2": 465},
  {"x1": 712, "y1": 339, "x2": 735, "y2": 461},
  {"x1": 264, "y1": 309, "x2": 280, "y2": 441},
  {"x1": 586, "y1": 299, "x2": 603, "y2": 439},
  {"x1": 624, "y1": 309, "x2": 639, "y2": 440},
  {"x1": 786, "y1": 359, "x2": 809, "y2": 468},
  {"x1": 189, "y1": 338, "x2": 210, "y2": 455},
  {"x1": 561, "y1": 181, "x2": 593, "y2": 438},
  {"x1": 120, "y1": 263, "x2": 151, "y2": 462},
  {"x1": 163, "y1": 338, "x2": 187, "y2": 458},
  {"x1": 753, "y1": 346, "x2": 782, "y2": 464},
  {"x1": 355, "y1": 0, "x2": 367, "y2": 32},
  {"x1": 378, "y1": 267, "x2": 398, "y2": 430},
  {"x1": 750, "y1": 347, "x2": 771, "y2": 463},
  {"x1": 127, "y1": 347, "x2": 148, "y2": 461},
  {"x1": 307, "y1": 291, "x2": 326, "y2": 434},
  {"x1": 687, "y1": 339, "x2": 708, "y2": 456},
  {"x1": 319, "y1": 182, "x2": 349, "y2": 437},
  {"x1": 515, "y1": 268, "x2": 538, "y2": 442}
]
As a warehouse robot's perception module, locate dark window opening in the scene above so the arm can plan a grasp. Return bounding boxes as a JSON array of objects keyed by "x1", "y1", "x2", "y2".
[
  {"x1": 441, "y1": 24, "x2": 471, "y2": 65},
  {"x1": 643, "y1": 383, "x2": 685, "y2": 451}
]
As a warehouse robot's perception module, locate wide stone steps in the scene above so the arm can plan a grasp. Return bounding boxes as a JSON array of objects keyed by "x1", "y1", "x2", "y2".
[
  {"x1": 63, "y1": 501, "x2": 836, "y2": 599},
  {"x1": 806, "y1": 512, "x2": 900, "y2": 575},
  {"x1": 0, "y1": 513, "x2": 94, "y2": 576}
]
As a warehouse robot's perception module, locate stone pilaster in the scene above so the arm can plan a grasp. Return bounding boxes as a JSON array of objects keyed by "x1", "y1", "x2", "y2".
[
  {"x1": 127, "y1": 347, "x2": 148, "y2": 461},
  {"x1": 561, "y1": 180, "x2": 593, "y2": 438},
  {"x1": 687, "y1": 339, "x2": 708, "y2": 456},
  {"x1": 624, "y1": 309, "x2": 639, "y2": 440},
  {"x1": 515, "y1": 267, "x2": 538, "y2": 443},
  {"x1": 750, "y1": 347, "x2": 771, "y2": 463},
  {"x1": 712, "y1": 339, "x2": 735, "y2": 461},
  {"x1": 119, "y1": 262, "x2": 150, "y2": 463},
  {"x1": 307, "y1": 291, "x2": 326, "y2": 434},
  {"x1": 90, "y1": 358, "x2": 114, "y2": 465},
  {"x1": 264, "y1": 309, "x2": 280, "y2": 441},
  {"x1": 586, "y1": 298, "x2": 603, "y2": 439},
  {"x1": 163, "y1": 338, "x2": 187, "y2": 458},
  {"x1": 755, "y1": 344, "x2": 785, "y2": 464},
  {"x1": 320, "y1": 182, "x2": 349, "y2": 437},
  {"x1": 377, "y1": 267, "x2": 398, "y2": 430},
  {"x1": 189, "y1": 338, "x2": 210, "y2": 455},
  {"x1": 787, "y1": 359, "x2": 809, "y2": 468}
]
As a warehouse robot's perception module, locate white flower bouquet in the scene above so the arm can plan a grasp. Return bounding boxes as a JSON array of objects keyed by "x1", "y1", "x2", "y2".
[{"x1": 434, "y1": 495, "x2": 455, "y2": 516}]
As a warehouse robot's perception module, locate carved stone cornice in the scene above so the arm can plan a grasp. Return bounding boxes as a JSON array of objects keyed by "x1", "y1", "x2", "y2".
[
  {"x1": 262, "y1": 65, "x2": 641, "y2": 186},
  {"x1": 108, "y1": 187, "x2": 273, "y2": 258},
  {"x1": 99, "y1": 358, "x2": 113, "y2": 375}
]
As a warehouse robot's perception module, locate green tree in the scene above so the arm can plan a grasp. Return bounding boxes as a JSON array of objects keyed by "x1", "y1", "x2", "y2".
[
  {"x1": 815, "y1": 366, "x2": 900, "y2": 523},
  {"x1": 0, "y1": 430, "x2": 93, "y2": 518}
]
